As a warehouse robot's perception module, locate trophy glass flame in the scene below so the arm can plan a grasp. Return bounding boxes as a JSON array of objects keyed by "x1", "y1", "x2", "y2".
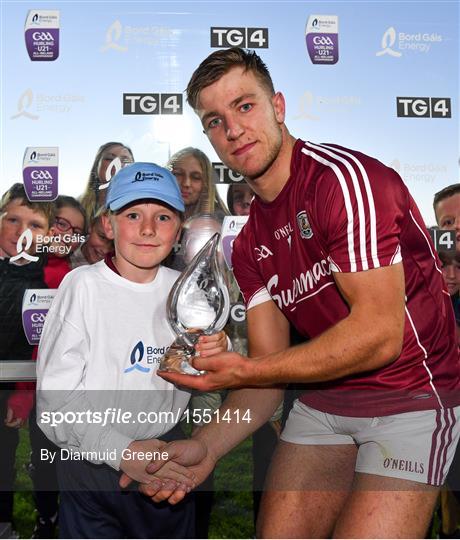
[{"x1": 158, "y1": 232, "x2": 230, "y2": 375}]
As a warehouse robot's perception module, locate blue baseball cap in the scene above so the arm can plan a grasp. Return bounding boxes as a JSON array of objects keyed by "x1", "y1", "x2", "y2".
[{"x1": 105, "y1": 162, "x2": 185, "y2": 212}]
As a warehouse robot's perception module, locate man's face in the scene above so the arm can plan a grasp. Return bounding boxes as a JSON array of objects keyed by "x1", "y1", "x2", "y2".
[
  {"x1": 102, "y1": 200, "x2": 181, "y2": 281},
  {"x1": 0, "y1": 199, "x2": 49, "y2": 258},
  {"x1": 434, "y1": 193, "x2": 460, "y2": 249},
  {"x1": 196, "y1": 66, "x2": 285, "y2": 181}
]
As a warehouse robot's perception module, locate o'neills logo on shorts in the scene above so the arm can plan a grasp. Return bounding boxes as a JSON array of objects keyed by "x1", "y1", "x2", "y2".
[{"x1": 383, "y1": 457, "x2": 425, "y2": 474}]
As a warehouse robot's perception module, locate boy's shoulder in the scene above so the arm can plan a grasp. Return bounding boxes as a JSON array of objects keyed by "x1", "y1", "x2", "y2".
[
  {"x1": 159, "y1": 264, "x2": 181, "y2": 285},
  {"x1": 59, "y1": 259, "x2": 105, "y2": 286},
  {"x1": 0, "y1": 256, "x2": 46, "y2": 288}
]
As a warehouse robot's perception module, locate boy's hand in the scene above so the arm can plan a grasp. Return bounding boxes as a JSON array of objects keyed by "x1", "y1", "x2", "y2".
[
  {"x1": 119, "y1": 439, "x2": 197, "y2": 487},
  {"x1": 139, "y1": 444, "x2": 217, "y2": 505},
  {"x1": 4, "y1": 407, "x2": 26, "y2": 429},
  {"x1": 195, "y1": 331, "x2": 228, "y2": 357}
]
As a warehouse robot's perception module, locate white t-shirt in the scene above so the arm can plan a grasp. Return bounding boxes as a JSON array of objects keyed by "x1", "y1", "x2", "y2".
[{"x1": 37, "y1": 260, "x2": 190, "y2": 469}]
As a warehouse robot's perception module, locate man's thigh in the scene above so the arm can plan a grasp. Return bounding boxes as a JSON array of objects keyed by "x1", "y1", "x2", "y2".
[
  {"x1": 257, "y1": 441, "x2": 357, "y2": 539},
  {"x1": 334, "y1": 472, "x2": 439, "y2": 538}
]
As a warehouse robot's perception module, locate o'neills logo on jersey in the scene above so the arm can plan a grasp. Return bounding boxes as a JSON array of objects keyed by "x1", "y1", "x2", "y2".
[
  {"x1": 267, "y1": 258, "x2": 332, "y2": 310},
  {"x1": 383, "y1": 458, "x2": 424, "y2": 474},
  {"x1": 297, "y1": 211, "x2": 313, "y2": 239}
]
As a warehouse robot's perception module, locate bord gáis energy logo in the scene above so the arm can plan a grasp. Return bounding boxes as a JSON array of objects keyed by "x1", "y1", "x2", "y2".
[
  {"x1": 124, "y1": 341, "x2": 169, "y2": 373},
  {"x1": 10, "y1": 229, "x2": 39, "y2": 263}
]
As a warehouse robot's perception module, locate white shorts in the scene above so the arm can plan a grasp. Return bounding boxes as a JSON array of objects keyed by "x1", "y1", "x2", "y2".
[{"x1": 281, "y1": 400, "x2": 460, "y2": 486}]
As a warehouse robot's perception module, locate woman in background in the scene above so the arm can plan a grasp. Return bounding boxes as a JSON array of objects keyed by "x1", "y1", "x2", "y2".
[{"x1": 80, "y1": 142, "x2": 134, "y2": 220}]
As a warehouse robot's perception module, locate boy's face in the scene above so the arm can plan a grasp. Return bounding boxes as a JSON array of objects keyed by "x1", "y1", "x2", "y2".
[
  {"x1": 102, "y1": 200, "x2": 181, "y2": 281},
  {"x1": 0, "y1": 199, "x2": 49, "y2": 258},
  {"x1": 84, "y1": 219, "x2": 113, "y2": 264},
  {"x1": 434, "y1": 193, "x2": 460, "y2": 249},
  {"x1": 196, "y1": 66, "x2": 285, "y2": 182},
  {"x1": 231, "y1": 184, "x2": 253, "y2": 216},
  {"x1": 440, "y1": 257, "x2": 460, "y2": 296}
]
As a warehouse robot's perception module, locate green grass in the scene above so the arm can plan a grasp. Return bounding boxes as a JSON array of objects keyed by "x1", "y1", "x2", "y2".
[
  {"x1": 13, "y1": 429, "x2": 442, "y2": 539},
  {"x1": 13, "y1": 428, "x2": 254, "y2": 539}
]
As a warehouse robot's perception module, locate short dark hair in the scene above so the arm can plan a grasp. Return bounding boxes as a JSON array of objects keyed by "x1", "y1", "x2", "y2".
[
  {"x1": 0, "y1": 183, "x2": 55, "y2": 227},
  {"x1": 186, "y1": 47, "x2": 275, "y2": 110},
  {"x1": 433, "y1": 183, "x2": 460, "y2": 215}
]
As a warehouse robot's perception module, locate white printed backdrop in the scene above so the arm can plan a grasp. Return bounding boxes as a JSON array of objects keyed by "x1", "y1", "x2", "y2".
[{"x1": 2, "y1": 0, "x2": 458, "y2": 225}]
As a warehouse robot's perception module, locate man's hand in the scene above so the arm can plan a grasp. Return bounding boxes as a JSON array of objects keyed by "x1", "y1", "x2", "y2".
[
  {"x1": 139, "y1": 440, "x2": 217, "y2": 505},
  {"x1": 4, "y1": 407, "x2": 26, "y2": 429},
  {"x1": 119, "y1": 439, "x2": 197, "y2": 487},
  {"x1": 158, "y1": 352, "x2": 251, "y2": 392}
]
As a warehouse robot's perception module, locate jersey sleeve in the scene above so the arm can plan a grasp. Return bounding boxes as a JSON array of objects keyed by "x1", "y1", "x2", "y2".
[
  {"x1": 36, "y1": 274, "x2": 133, "y2": 470},
  {"x1": 232, "y1": 227, "x2": 272, "y2": 311},
  {"x1": 312, "y1": 146, "x2": 407, "y2": 273}
]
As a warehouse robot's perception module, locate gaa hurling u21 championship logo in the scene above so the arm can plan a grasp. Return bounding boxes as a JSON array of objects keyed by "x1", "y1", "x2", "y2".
[
  {"x1": 24, "y1": 10, "x2": 60, "y2": 61},
  {"x1": 297, "y1": 211, "x2": 313, "y2": 239}
]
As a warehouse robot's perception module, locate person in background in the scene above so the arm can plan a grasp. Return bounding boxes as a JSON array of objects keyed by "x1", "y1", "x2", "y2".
[
  {"x1": 434, "y1": 184, "x2": 460, "y2": 538},
  {"x1": 168, "y1": 147, "x2": 228, "y2": 223},
  {"x1": 227, "y1": 182, "x2": 253, "y2": 216},
  {"x1": 28, "y1": 195, "x2": 85, "y2": 537},
  {"x1": 434, "y1": 183, "x2": 460, "y2": 250},
  {"x1": 0, "y1": 183, "x2": 54, "y2": 536},
  {"x1": 80, "y1": 142, "x2": 134, "y2": 220},
  {"x1": 70, "y1": 213, "x2": 113, "y2": 268},
  {"x1": 43, "y1": 195, "x2": 87, "y2": 288}
]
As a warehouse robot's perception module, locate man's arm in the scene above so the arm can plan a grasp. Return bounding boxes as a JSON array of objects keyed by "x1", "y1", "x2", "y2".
[
  {"x1": 187, "y1": 299, "x2": 290, "y2": 461},
  {"x1": 134, "y1": 300, "x2": 289, "y2": 500},
  {"x1": 159, "y1": 262, "x2": 405, "y2": 389},
  {"x1": 143, "y1": 263, "x2": 405, "y2": 502}
]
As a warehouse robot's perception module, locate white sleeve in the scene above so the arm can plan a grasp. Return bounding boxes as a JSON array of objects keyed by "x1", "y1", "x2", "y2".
[{"x1": 36, "y1": 292, "x2": 133, "y2": 470}]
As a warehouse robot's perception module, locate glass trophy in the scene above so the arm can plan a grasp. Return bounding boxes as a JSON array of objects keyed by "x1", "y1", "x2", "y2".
[{"x1": 158, "y1": 232, "x2": 230, "y2": 375}]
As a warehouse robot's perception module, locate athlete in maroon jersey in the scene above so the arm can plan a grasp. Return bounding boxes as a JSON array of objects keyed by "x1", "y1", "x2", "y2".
[
  {"x1": 129, "y1": 48, "x2": 460, "y2": 538},
  {"x1": 233, "y1": 139, "x2": 458, "y2": 418}
]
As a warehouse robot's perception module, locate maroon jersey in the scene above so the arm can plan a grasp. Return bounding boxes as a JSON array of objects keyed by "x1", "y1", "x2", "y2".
[{"x1": 233, "y1": 140, "x2": 459, "y2": 416}]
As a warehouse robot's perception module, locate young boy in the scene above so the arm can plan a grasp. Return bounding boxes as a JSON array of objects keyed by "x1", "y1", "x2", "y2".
[
  {"x1": 36, "y1": 162, "x2": 227, "y2": 538},
  {"x1": 70, "y1": 213, "x2": 113, "y2": 268},
  {"x1": 433, "y1": 183, "x2": 460, "y2": 250},
  {"x1": 0, "y1": 183, "x2": 54, "y2": 530}
]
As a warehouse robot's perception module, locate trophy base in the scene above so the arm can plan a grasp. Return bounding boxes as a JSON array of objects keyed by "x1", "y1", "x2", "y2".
[{"x1": 158, "y1": 334, "x2": 205, "y2": 376}]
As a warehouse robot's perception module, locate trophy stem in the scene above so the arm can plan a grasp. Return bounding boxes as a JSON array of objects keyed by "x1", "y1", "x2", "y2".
[{"x1": 158, "y1": 330, "x2": 206, "y2": 376}]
